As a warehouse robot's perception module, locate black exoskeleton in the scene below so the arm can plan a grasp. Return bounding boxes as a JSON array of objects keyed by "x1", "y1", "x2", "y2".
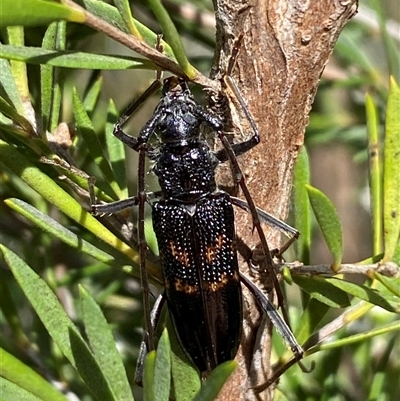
[
  {"x1": 135, "y1": 77, "x2": 254, "y2": 372},
  {"x1": 90, "y1": 76, "x2": 302, "y2": 379}
]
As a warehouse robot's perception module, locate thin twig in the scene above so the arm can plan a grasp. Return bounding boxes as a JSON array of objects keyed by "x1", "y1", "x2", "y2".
[{"x1": 277, "y1": 261, "x2": 399, "y2": 277}]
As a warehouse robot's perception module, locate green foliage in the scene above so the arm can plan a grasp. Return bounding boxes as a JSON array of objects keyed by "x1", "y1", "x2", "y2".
[
  {"x1": 0, "y1": 348, "x2": 70, "y2": 401},
  {"x1": 383, "y1": 77, "x2": 400, "y2": 262},
  {"x1": 0, "y1": 0, "x2": 85, "y2": 28},
  {"x1": 0, "y1": 1, "x2": 399, "y2": 401},
  {"x1": 305, "y1": 184, "x2": 343, "y2": 268}
]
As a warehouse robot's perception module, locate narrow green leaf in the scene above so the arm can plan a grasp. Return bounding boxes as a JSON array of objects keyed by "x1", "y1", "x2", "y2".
[
  {"x1": 143, "y1": 351, "x2": 157, "y2": 401},
  {"x1": 193, "y1": 361, "x2": 237, "y2": 401},
  {"x1": 383, "y1": 77, "x2": 400, "y2": 262},
  {"x1": 281, "y1": 265, "x2": 293, "y2": 285},
  {"x1": 368, "y1": 372, "x2": 386, "y2": 401},
  {"x1": 294, "y1": 298, "x2": 330, "y2": 345},
  {"x1": 80, "y1": 286, "x2": 134, "y2": 401},
  {"x1": 40, "y1": 23, "x2": 58, "y2": 132},
  {"x1": 6, "y1": 26, "x2": 30, "y2": 102},
  {"x1": 304, "y1": 301, "x2": 376, "y2": 357},
  {"x1": 306, "y1": 184, "x2": 343, "y2": 268},
  {"x1": 366, "y1": 279, "x2": 400, "y2": 312},
  {"x1": 0, "y1": 121, "x2": 28, "y2": 137},
  {"x1": 0, "y1": 377, "x2": 42, "y2": 401},
  {"x1": 1, "y1": 246, "x2": 115, "y2": 401},
  {"x1": 393, "y1": 238, "x2": 400, "y2": 264},
  {"x1": 72, "y1": 88, "x2": 122, "y2": 198},
  {"x1": 154, "y1": 329, "x2": 171, "y2": 401},
  {"x1": 168, "y1": 318, "x2": 201, "y2": 401},
  {"x1": 292, "y1": 146, "x2": 311, "y2": 263},
  {"x1": 5, "y1": 198, "x2": 115, "y2": 264},
  {"x1": 105, "y1": 99, "x2": 128, "y2": 197},
  {"x1": 324, "y1": 277, "x2": 396, "y2": 312},
  {"x1": 0, "y1": 348, "x2": 69, "y2": 401},
  {"x1": 147, "y1": 0, "x2": 196, "y2": 78},
  {"x1": 371, "y1": 272, "x2": 400, "y2": 297},
  {"x1": 0, "y1": 141, "x2": 141, "y2": 266},
  {"x1": 113, "y1": 0, "x2": 142, "y2": 38},
  {"x1": 83, "y1": 76, "x2": 103, "y2": 114},
  {"x1": 0, "y1": 44, "x2": 154, "y2": 70},
  {"x1": 0, "y1": 96, "x2": 35, "y2": 136},
  {"x1": 293, "y1": 276, "x2": 350, "y2": 308},
  {"x1": 316, "y1": 321, "x2": 400, "y2": 352},
  {"x1": 371, "y1": 0, "x2": 400, "y2": 82},
  {"x1": 0, "y1": 58, "x2": 24, "y2": 114},
  {"x1": 0, "y1": 0, "x2": 85, "y2": 28},
  {"x1": 68, "y1": 329, "x2": 115, "y2": 401},
  {"x1": 0, "y1": 246, "x2": 80, "y2": 364},
  {"x1": 366, "y1": 92, "x2": 383, "y2": 255},
  {"x1": 48, "y1": 22, "x2": 65, "y2": 132}
]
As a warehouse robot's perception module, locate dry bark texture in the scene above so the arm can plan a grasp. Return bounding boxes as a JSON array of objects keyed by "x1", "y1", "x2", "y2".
[{"x1": 208, "y1": 1, "x2": 358, "y2": 400}]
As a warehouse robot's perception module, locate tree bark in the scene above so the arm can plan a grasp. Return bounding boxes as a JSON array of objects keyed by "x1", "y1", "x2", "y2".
[{"x1": 209, "y1": 1, "x2": 358, "y2": 400}]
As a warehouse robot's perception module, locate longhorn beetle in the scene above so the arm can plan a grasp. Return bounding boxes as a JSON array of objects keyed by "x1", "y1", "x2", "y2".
[{"x1": 90, "y1": 43, "x2": 303, "y2": 389}]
